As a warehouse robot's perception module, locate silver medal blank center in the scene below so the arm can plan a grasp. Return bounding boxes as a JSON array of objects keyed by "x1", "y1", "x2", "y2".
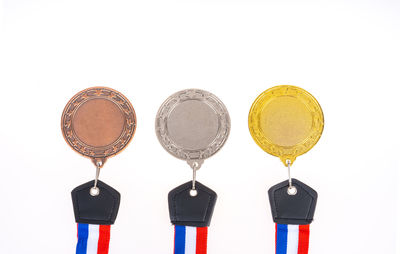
[{"x1": 167, "y1": 100, "x2": 219, "y2": 150}]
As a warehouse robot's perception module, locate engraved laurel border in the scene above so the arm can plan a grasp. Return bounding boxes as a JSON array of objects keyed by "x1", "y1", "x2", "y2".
[
  {"x1": 248, "y1": 85, "x2": 324, "y2": 165},
  {"x1": 155, "y1": 89, "x2": 231, "y2": 162},
  {"x1": 61, "y1": 87, "x2": 137, "y2": 161}
]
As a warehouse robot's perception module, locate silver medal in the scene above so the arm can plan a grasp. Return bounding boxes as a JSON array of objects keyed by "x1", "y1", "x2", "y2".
[{"x1": 155, "y1": 89, "x2": 230, "y2": 170}]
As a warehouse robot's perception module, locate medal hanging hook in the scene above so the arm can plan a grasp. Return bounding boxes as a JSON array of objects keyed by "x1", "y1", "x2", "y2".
[
  {"x1": 90, "y1": 161, "x2": 103, "y2": 196},
  {"x1": 189, "y1": 161, "x2": 202, "y2": 196},
  {"x1": 286, "y1": 159, "x2": 297, "y2": 195}
]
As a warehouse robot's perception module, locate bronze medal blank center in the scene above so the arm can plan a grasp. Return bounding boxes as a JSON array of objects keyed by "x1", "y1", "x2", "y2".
[{"x1": 72, "y1": 98, "x2": 125, "y2": 147}]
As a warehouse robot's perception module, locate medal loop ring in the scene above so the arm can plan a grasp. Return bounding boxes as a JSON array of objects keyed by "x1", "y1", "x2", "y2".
[
  {"x1": 90, "y1": 161, "x2": 102, "y2": 196},
  {"x1": 190, "y1": 161, "x2": 201, "y2": 194},
  {"x1": 286, "y1": 160, "x2": 297, "y2": 195}
]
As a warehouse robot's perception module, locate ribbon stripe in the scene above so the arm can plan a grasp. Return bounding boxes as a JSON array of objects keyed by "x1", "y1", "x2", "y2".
[
  {"x1": 174, "y1": 226, "x2": 208, "y2": 254},
  {"x1": 276, "y1": 224, "x2": 310, "y2": 254},
  {"x1": 77, "y1": 224, "x2": 111, "y2": 254}
]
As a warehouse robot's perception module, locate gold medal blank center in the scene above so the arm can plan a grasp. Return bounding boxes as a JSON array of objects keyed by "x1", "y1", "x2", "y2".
[
  {"x1": 260, "y1": 96, "x2": 312, "y2": 147},
  {"x1": 73, "y1": 98, "x2": 125, "y2": 147},
  {"x1": 167, "y1": 100, "x2": 219, "y2": 150}
]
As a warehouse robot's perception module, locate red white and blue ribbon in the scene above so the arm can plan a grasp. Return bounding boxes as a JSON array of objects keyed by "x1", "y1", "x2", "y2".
[
  {"x1": 275, "y1": 224, "x2": 310, "y2": 254},
  {"x1": 174, "y1": 225, "x2": 208, "y2": 254},
  {"x1": 76, "y1": 224, "x2": 111, "y2": 254}
]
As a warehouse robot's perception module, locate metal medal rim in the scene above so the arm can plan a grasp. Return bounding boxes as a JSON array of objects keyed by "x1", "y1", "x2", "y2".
[
  {"x1": 155, "y1": 89, "x2": 231, "y2": 165},
  {"x1": 61, "y1": 86, "x2": 137, "y2": 166},
  {"x1": 248, "y1": 85, "x2": 324, "y2": 166}
]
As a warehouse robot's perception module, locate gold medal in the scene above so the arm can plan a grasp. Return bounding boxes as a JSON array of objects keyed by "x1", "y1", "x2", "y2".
[{"x1": 248, "y1": 85, "x2": 324, "y2": 166}]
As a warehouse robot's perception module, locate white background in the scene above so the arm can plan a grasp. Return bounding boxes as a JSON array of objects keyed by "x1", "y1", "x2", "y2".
[{"x1": 1, "y1": 0, "x2": 399, "y2": 253}]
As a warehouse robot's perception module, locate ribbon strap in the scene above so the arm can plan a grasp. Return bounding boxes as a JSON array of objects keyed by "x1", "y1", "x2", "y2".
[
  {"x1": 76, "y1": 224, "x2": 111, "y2": 254},
  {"x1": 275, "y1": 224, "x2": 310, "y2": 254},
  {"x1": 174, "y1": 225, "x2": 208, "y2": 254}
]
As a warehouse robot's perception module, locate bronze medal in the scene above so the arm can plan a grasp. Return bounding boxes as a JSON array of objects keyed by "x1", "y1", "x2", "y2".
[
  {"x1": 61, "y1": 86, "x2": 136, "y2": 167},
  {"x1": 61, "y1": 86, "x2": 136, "y2": 234}
]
